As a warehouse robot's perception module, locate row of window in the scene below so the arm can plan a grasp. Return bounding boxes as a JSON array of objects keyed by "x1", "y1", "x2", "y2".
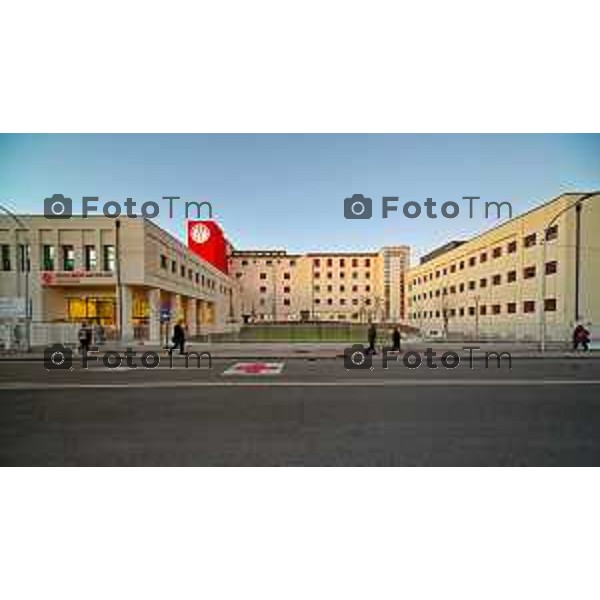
[
  {"x1": 255, "y1": 297, "x2": 374, "y2": 307},
  {"x1": 159, "y1": 254, "x2": 229, "y2": 294},
  {"x1": 410, "y1": 262, "x2": 557, "y2": 302},
  {"x1": 313, "y1": 258, "x2": 372, "y2": 268},
  {"x1": 411, "y1": 226, "x2": 558, "y2": 286},
  {"x1": 258, "y1": 284, "x2": 373, "y2": 294},
  {"x1": 412, "y1": 298, "x2": 557, "y2": 319},
  {"x1": 1, "y1": 244, "x2": 115, "y2": 272},
  {"x1": 238, "y1": 258, "x2": 297, "y2": 267}
]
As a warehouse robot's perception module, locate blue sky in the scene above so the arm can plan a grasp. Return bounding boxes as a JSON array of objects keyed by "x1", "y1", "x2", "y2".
[{"x1": 1, "y1": 134, "x2": 599, "y2": 261}]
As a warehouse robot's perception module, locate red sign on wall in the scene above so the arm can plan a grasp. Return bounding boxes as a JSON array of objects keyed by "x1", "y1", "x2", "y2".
[{"x1": 187, "y1": 221, "x2": 229, "y2": 274}]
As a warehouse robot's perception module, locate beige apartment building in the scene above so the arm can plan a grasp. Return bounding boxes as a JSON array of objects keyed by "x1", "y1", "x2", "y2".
[
  {"x1": 0, "y1": 215, "x2": 240, "y2": 344},
  {"x1": 406, "y1": 192, "x2": 600, "y2": 341},
  {"x1": 229, "y1": 246, "x2": 410, "y2": 323}
]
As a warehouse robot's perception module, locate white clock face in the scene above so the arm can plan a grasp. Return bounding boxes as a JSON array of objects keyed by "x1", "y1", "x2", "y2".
[{"x1": 191, "y1": 223, "x2": 211, "y2": 244}]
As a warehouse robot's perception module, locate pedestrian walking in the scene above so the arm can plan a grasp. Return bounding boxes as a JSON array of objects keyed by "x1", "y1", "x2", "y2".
[
  {"x1": 573, "y1": 324, "x2": 590, "y2": 352},
  {"x1": 367, "y1": 322, "x2": 377, "y2": 355},
  {"x1": 171, "y1": 320, "x2": 186, "y2": 355},
  {"x1": 391, "y1": 326, "x2": 401, "y2": 352},
  {"x1": 78, "y1": 321, "x2": 92, "y2": 354}
]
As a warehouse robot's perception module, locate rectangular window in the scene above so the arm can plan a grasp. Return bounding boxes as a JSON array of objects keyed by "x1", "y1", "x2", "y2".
[
  {"x1": 327, "y1": 258, "x2": 333, "y2": 267},
  {"x1": 171, "y1": 260, "x2": 176, "y2": 273},
  {"x1": 480, "y1": 252, "x2": 487, "y2": 263},
  {"x1": 313, "y1": 259, "x2": 320, "y2": 267},
  {"x1": 160, "y1": 254, "x2": 168, "y2": 269},
  {"x1": 468, "y1": 306, "x2": 475, "y2": 316},
  {"x1": 507, "y1": 240, "x2": 517, "y2": 253},
  {"x1": 507, "y1": 270, "x2": 517, "y2": 283},
  {"x1": 42, "y1": 245, "x2": 55, "y2": 271},
  {"x1": 352, "y1": 258, "x2": 358, "y2": 267},
  {"x1": 283, "y1": 298, "x2": 290, "y2": 306},
  {"x1": 259, "y1": 272, "x2": 267, "y2": 280},
  {"x1": 544, "y1": 298, "x2": 557, "y2": 312},
  {"x1": 480, "y1": 305, "x2": 487, "y2": 316},
  {"x1": 492, "y1": 304, "x2": 501, "y2": 315},
  {"x1": 283, "y1": 286, "x2": 290, "y2": 294},
  {"x1": 85, "y1": 246, "x2": 98, "y2": 271},
  {"x1": 450, "y1": 264, "x2": 456, "y2": 273},
  {"x1": 62, "y1": 245, "x2": 75, "y2": 271},
  {"x1": 492, "y1": 274, "x2": 501, "y2": 286},
  {"x1": 259, "y1": 286, "x2": 267, "y2": 293},
  {"x1": 523, "y1": 265, "x2": 536, "y2": 279},
  {"x1": 364, "y1": 258, "x2": 371, "y2": 267},
  {"x1": 103, "y1": 245, "x2": 115, "y2": 272},
  {"x1": 468, "y1": 280, "x2": 475, "y2": 290},
  {"x1": 523, "y1": 300, "x2": 536, "y2": 313},
  {"x1": 459, "y1": 283, "x2": 465, "y2": 293},
  {"x1": 524, "y1": 233, "x2": 537, "y2": 248},
  {"x1": 283, "y1": 272, "x2": 290, "y2": 280},
  {"x1": 459, "y1": 260, "x2": 465, "y2": 270},
  {"x1": 1, "y1": 245, "x2": 10, "y2": 271},
  {"x1": 469, "y1": 257, "x2": 476, "y2": 267},
  {"x1": 459, "y1": 307, "x2": 465, "y2": 317},
  {"x1": 180, "y1": 265, "x2": 185, "y2": 277},
  {"x1": 545, "y1": 225, "x2": 558, "y2": 241},
  {"x1": 479, "y1": 278, "x2": 487, "y2": 288},
  {"x1": 492, "y1": 247, "x2": 502, "y2": 258},
  {"x1": 507, "y1": 302, "x2": 517, "y2": 314},
  {"x1": 545, "y1": 260, "x2": 558, "y2": 275}
]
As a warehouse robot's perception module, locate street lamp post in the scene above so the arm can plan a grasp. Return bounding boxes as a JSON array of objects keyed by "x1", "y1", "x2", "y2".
[
  {"x1": 540, "y1": 192, "x2": 600, "y2": 352},
  {"x1": 0, "y1": 205, "x2": 31, "y2": 352}
]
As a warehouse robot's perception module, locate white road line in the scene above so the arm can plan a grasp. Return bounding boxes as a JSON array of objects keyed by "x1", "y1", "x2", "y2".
[{"x1": 1, "y1": 379, "x2": 600, "y2": 390}]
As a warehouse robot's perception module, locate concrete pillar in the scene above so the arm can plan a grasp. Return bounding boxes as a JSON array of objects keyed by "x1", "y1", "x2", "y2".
[
  {"x1": 148, "y1": 288, "x2": 161, "y2": 343},
  {"x1": 173, "y1": 294, "x2": 183, "y2": 322},
  {"x1": 187, "y1": 298, "x2": 197, "y2": 337},
  {"x1": 119, "y1": 284, "x2": 134, "y2": 341}
]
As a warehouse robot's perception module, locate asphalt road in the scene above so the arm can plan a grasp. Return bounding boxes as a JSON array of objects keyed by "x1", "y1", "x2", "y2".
[{"x1": 1, "y1": 355, "x2": 600, "y2": 465}]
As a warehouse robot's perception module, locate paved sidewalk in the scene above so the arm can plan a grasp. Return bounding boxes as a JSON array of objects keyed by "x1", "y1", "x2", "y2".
[{"x1": 1, "y1": 341, "x2": 598, "y2": 360}]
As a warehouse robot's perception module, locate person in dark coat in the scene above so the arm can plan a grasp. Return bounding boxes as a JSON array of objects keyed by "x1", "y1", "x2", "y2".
[
  {"x1": 171, "y1": 320, "x2": 186, "y2": 355},
  {"x1": 78, "y1": 321, "x2": 92, "y2": 354},
  {"x1": 391, "y1": 326, "x2": 401, "y2": 352},
  {"x1": 573, "y1": 324, "x2": 590, "y2": 351},
  {"x1": 367, "y1": 322, "x2": 377, "y2": 355}
]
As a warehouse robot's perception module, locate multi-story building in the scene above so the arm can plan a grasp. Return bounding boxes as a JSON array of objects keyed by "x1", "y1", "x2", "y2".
[
  {"x1": 406, "y1": 192, "x2": 600, "y2": 341},
  {"x1": 0, "y1": 215, "x2": 240, "y2": 344},
  {"x1": 229, "y1": 246, "x2": 410, "y2": 323}
]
